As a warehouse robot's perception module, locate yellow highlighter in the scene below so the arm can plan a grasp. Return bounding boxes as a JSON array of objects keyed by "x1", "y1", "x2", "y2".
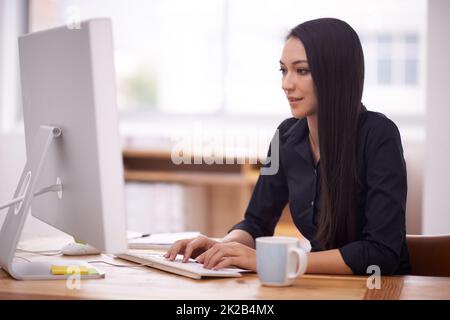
[{"x1": 51, "y1": 265, "x2": 98, "y2": 275}]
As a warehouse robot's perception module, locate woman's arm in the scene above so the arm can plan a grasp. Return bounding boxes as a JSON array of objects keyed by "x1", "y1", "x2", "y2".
[
  {"x1": 221, "y1": 229, "x2": 255, "y2": 248},
  {"x1": 306, "y1": 249, "x2": 353, "y2": 274},
  {"x1": 221, "y1": 231, "x2": 354, "y2": 274},
  {"x1": 227, "y1": 119, "x2": 294, "y2": 241},
  {"x1": 197, "y1": 236, "x2": 354, "y2": 274}
]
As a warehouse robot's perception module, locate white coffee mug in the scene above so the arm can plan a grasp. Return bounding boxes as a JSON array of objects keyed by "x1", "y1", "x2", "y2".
[{"x1": 256, "y1": 236, "x2": 308, "y2": 286}]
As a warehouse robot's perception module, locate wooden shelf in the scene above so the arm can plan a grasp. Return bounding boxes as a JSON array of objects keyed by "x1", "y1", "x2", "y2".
[
  {"x1": 124, "y1": 170, "x2": 250, "y2": 186},
  {"x1": 123, "y1": 149, "x2": 260, "y2": 186}
]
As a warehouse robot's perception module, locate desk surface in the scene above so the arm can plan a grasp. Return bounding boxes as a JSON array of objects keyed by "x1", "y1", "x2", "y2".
[{"x1": 1, "y1": 237, "x2": 450, "y2": 300}]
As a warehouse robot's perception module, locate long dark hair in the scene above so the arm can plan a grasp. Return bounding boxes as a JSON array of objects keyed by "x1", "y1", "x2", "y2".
[{"x1": 288, "y1": 18, "x2": 365, "y2": 249}]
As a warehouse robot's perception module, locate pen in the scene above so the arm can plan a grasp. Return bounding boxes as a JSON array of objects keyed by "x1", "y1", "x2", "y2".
[{"x1": 128, "y1": 233, "x2": 150, "y2": 240}]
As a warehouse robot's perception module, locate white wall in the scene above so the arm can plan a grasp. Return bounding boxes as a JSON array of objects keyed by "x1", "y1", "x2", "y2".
[
  {"x1": 0, "y1": 0, "x2": 24, "y2": 131},
  {"x1": 0, "y1": 134, "x2": 25, "y2": 226},
  {"x1": 0, "y1": 133, "x2": 67, "y2": 239},
  {"x1": 0, "y1": 0, "x2": 26, "y2": 229},
  {"x1": 0, "y1": 0, "x2": 67, "y2": 240},
  {"x1": 422, "y1": 0, "x2": 450, "y2": 234}
]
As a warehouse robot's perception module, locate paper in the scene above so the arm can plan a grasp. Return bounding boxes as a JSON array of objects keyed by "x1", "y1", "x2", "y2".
[
  {"x1": 128, "y1": 231, "x2": 200, "y2": 245},
  {"x1": 127, "y1": 230, "x2": 145, "y2": 239}
]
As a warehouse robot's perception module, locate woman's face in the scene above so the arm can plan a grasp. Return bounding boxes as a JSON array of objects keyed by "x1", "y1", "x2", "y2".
[{"x1": 280, "y1": 37, "x2": 318, "y2": 118}]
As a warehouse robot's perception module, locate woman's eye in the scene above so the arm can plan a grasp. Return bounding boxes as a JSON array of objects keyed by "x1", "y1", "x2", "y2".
[
  {"x1": 279, "y1": 68, "x2": 287, "y2": 74},
  {"x1": 297, "y1": 69, "x2": 310, "y2": 75}
]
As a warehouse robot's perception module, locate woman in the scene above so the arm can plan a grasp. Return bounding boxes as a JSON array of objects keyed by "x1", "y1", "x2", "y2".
[{"x1": 165, "y1": 18, "x2": 411, "y2": 275}]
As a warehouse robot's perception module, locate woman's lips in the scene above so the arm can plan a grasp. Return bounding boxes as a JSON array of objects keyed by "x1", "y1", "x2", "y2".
[{"x1": 288, "y1": 97, "x2": 304, "y2": 105}]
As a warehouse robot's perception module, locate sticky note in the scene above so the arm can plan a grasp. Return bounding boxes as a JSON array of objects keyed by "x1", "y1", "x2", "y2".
[
  {"x1": 51, "y1": 265, "x2": 96, "y2": 275},
  {"x1": 88, "y1": 268, "x2": 99, "y2": 275}
]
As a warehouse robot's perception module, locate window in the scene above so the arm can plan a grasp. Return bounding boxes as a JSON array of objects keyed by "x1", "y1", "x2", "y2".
[
  {"x1": 222, "y1": 0, "x2": 427, "y2": 119},
  {"x1": 370, "y1": 33, "x2": 420, "y2": 86},
  {"x1": 405, "y1": 34, "x2": 419, "y2": 86},
  {"x1": 377, "y1": 34, "x2": 393, "y2": 84},
  {"x1": 27, "y1": 0, "x2": 427, "y2": 128},
  {"x1": 29, "y1": 0, "x2": 226, "y2": 115}
]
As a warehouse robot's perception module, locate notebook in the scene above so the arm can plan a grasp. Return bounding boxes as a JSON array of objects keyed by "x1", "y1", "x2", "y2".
[{"x1": 117, "y1": 252, "x2": 249, "y2": 280}]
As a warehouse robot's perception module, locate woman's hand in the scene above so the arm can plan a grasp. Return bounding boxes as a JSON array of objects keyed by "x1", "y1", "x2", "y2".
[
  {"x1": 195, "y1": 242, "x2": 257, "y2": 271},
  {"x1": 164, "y1": 235, "x2": 219, "y2": 262}
]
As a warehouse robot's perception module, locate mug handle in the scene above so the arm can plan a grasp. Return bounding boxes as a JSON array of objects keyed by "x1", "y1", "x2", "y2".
[{"x1": 287, "y1": 247, "x2": 308, "y2": 280}]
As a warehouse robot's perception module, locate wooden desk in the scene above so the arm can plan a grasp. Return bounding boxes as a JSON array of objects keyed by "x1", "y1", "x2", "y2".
[{"x1": 1, "y1": 237, "x2": 450, "y2": 300}]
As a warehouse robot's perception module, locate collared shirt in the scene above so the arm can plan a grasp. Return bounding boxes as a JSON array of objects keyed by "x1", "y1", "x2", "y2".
[{"x1": 230, "y1": 109, "x2": 411, "y2": 275}]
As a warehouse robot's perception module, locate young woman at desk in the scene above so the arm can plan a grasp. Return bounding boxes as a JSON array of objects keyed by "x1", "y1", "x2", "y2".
[{"x1": 165, "y1": 18, "x2": 411, "y2": 275}]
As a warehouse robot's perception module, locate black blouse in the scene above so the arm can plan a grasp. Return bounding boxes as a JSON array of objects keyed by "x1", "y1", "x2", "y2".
[{"x1": 230, "y1": 109, "x2": 411, "y2": 275}]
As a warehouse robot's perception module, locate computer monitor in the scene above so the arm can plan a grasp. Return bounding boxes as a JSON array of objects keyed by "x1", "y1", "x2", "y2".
[{"x1": 0, "y1": 18, "x2": 128, "y2": 280}]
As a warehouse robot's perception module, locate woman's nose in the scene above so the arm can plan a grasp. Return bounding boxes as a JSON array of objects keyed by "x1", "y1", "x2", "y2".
[{"x1": 282, "y1": 73, "x2": 295, "y2": 92}]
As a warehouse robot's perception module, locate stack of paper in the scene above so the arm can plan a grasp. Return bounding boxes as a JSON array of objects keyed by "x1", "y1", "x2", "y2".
[{"x1": 128, "y1": 231, "x2": 200, "y2": 249}]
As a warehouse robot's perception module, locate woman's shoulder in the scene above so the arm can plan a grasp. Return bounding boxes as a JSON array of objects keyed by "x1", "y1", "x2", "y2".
[
  {"x1": 360, "y1": 110, "x2": 402, "y2": 145},
  {"x1": 362, "y1": 110, "x2": 400, "y2": 133}
]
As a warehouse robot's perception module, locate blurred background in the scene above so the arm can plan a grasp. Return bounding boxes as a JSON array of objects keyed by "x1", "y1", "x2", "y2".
[{"x1": 0, "y1": 0, "x2": 448, "y2": 240}]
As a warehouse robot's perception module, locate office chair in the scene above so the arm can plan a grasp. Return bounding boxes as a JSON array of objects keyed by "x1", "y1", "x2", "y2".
[{"x1": 406, "y1": 234, "x2": 450, "y2": 277}]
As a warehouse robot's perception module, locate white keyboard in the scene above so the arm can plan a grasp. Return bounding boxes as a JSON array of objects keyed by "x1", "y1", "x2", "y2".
[{"x1": 117, "y1": 252, "x2": 246, "y2": 280}]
